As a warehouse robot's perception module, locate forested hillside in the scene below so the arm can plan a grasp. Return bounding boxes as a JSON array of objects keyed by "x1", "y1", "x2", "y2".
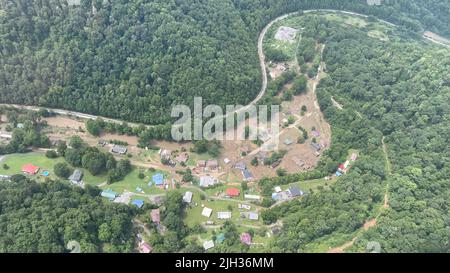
[
  {"x1": 0, "y1": 0, "x2": 261, "y2": 124},
  {"x1": 261, "y1": 14, "x2": 450, "y2": 253},
  {"x1": 0, "y1": 175, "x2": 136, "y2": 252},
  {"x1": 1, "y1": 0, "x2": 450, "y2": 124}
]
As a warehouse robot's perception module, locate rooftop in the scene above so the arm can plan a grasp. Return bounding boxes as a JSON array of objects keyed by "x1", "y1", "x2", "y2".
[
  {"x1": 199, "y1": 176, "x2": 216, "y2": 188},
  {"x1": 22, "y1": 164, "x2": 40, "y2": 175},
  {"x1": 132, "y1": 199, "x2": 144, "y2": 208},
  {"x1": 152, "y1": 173, "x2": 164, "y2": 185},
  {"x1": 111, "y1": 145, "x2": 127, "y2": 154},
  {"x1": 249, "y1": 212, "x2": 259, "y2": 220},
  {"x1": 151, "y1": 209, "x2": 160, "y2": 223},
  {"x1": 217, "y1": 211, "x2": 232, "y2": 219},
  {"x1": 183, "y1": 191, "x2": 193, "y2": 203},
  {"x1": 226, "y1": 188, "x2": 240, "y2": 197},
  {"x1": 242, "y1": 169, "x2": 253, "y2": 181},
  {"x1": 69, "y1": 169, "x2": 83, "y2": 183},
  {"x1": 202, "y1": 207, "x2": 213, "y2": 218}
]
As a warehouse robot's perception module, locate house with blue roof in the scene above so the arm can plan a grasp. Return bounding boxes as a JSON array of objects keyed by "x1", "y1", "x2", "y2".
[
  {"x1": 242, "y1": 169, "x2": 253, "y2": 181},
  {"x1": 132, "y1": 199, "x2": 144, "y2": 208},
  {"x1": 101, "y1": 189, "x2": 118, "y2": 201},
  {"x1": 152, "y1": 173, "x2": 164, "y2": 186},
  {"x1": 216, "y1": 233, "x2": 225, "y2": 244}
]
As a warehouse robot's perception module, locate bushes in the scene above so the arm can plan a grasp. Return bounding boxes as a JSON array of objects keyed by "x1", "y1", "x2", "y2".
[
  {"x1": 45, "y1": 150, "x2": 58, "y2": 158},
  {"x1": 54, "y1": 163, "x2": 72, "y2": 178},
  {"x1": 107, "y1": 159, "x2": 132, "y2": 184}
]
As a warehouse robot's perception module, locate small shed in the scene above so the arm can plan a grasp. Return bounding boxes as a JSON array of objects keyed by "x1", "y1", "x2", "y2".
[
  {"x1": 202, "y1": 207, "x2": 213, "y2": 218},
  {"x1": 111, "y1": 145, "x2": 127, "y2": 154},
  {"x1": 284, "y1": 138, "x2": 294, "y2": 146},
  {"x1": 216, "y1": 233, "x2": 225, "y2": 244},
  {"x1": 197, "y1": 160, "x2": 207, "y2": 168},
  {"x1": 159, "y1": 149, "x2": 172, "y2": 160},
  {"x1": 183, "y1": 191, "x2": 193, "y2": 203},
  {"x1": 310, "y1": 142, "x2": 322, "y2": 151},
  {"x1": 244, "y1": 194, "x2": 261, "y2": 201},
  {"x1": 234, "y1": 161, "x2": 246, "y2": 170},
  {"x1": 249, "y1": 212, "x2": 259, "y2": 221},
  {"x1": 217, "y1": 211, "x2": 232, "y2": 220},
  {"x1": 203, "y1": 240, "x2": 215, "y2": 250},
  {"x1": 238, "y1": 203, "x2": 251, "y2": 210}
]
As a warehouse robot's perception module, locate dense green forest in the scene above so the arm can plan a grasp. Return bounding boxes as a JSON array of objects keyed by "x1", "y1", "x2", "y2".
[
  {"x1": 1, "y1": 0, "x2": 450, "y2": 124},
  {"x1": 0, "y1": 176, "x2": 136, "y2": 252},
  {"x1": 0, "y1": 1, "x2": 449, "y2": 253},
  {"x1": 261, "y1": 14, "x2": 449, "y2": 253}
]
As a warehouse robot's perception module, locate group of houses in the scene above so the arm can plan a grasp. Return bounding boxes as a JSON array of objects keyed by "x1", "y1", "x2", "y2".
[
  {"x1": 203, "y1": 232, "x2": 253, "y2": 251},
  {"x1": 291, "y1": 156, "x2": 313, "y2": 171},
  {"x1": 159, "y1": 149, "x2": 190, "y2": 167},
  {"x1": 336, "y1": 153, "x2": 358, "y2": 177},
  {"x1": 196, "y1": 159, "x2": 219, "y2": 171},
  {"x1": 100, "y1": 188, "x2": 145, "y2": 208}
]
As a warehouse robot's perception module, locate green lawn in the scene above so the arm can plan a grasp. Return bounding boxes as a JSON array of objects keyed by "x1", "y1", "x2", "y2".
[
  {"x1": 0, "y1": 152, "x2": 168, "y2": 196},
  {"x1": 181, "y1": 187, "x2": 262, "y2": 228},
  {"x1": 186, "y1": 152, "x2": 212, "y2": 167},
  {"x1": 0, "y1": 152, "x2": 65, "y2": 181},
  {"x1": 282, "y1": 178, "x2": 332, "y2": 193},
  {"x1": 94, "y1": 167, "x2": 167, "y2": 195}
]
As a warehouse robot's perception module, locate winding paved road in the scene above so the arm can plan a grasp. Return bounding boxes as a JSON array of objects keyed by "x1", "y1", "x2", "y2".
[{"x1": 0, "y1": 9, "x2": 446, "y2": 128}]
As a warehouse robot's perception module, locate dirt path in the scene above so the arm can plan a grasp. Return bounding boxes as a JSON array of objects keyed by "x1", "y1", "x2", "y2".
[
  {"x1": 327, "y1": 136, "x2": 392, "y2": 253},
  {"x1": 381, "y1": 137, "x2": 392, "y2": 209},
  {"x1": 133, "y1": 219, "x2": 152, "y2": 237},
  {"x1": 331, "y1": 97, "x2": 343, "y2": 110}
]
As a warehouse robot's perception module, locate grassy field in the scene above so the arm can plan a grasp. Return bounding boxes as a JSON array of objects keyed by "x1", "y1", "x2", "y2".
[
  {"x1": 264, "y1": 20, "x2": 300, "y2": 61},
  {"x1": 0, "y1": 152, "x2": 65, "y2": 181},
  {"x1": 184, "y1": 211, "x2": 271, "y2": 252},
  {"x1": 186, "y1": 152, "x2": 211, "y2": 167},
  {"x1": 0, "y1": 152, "x2": 169, "y2": 196},
  {"x1": 0, "y1": 152, "x2": 113, "y2": 185},
  {"x1": 94, "y1": 167, "x2": 167, "y2": 195},
  {"x1": 282, "y1": 178, "x2": 334, "y2": 193},
  {"x1": 180, "y1": 187, "x2": 263, "y2": 228}
]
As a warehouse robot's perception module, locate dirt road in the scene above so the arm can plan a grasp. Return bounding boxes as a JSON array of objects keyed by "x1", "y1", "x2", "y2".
[{"x1": 1, "y1": 9, "x2": 447, "y2": 128}]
